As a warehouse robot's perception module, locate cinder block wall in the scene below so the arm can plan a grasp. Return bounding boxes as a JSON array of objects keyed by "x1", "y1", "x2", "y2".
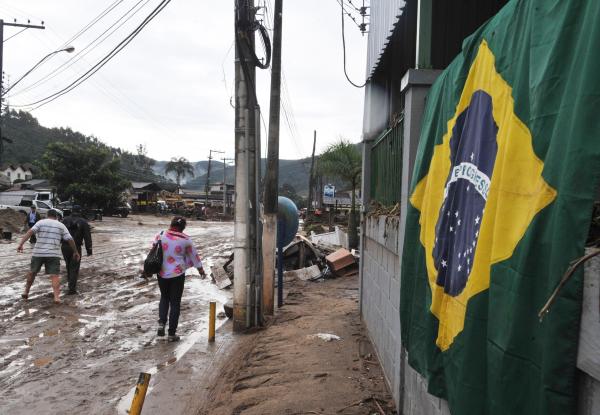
[
  {"x1": 360, "y1": 214, "x2": 600, "y2": 414},
  {"x1": 361, "y1": 215, "x2": 402, "y2": 404}
]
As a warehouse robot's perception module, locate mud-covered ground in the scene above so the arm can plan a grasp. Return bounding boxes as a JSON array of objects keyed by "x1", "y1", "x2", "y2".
[{"x1": 0, "y1": 215, "x2": 233, "y2": 415}]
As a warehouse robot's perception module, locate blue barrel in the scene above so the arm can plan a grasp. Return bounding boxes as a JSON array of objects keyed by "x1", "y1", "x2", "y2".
[{"x1": 277, "y1": 196, "x2": 299, "y2": 247}]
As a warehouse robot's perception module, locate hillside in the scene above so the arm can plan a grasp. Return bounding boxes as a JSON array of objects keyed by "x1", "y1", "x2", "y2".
[
  {"x1": 1, "y1": 110, "x2": 170, "y2": 184},
  {"x1": 1, "y1": 110, "x2": 313, "y2": 193}
]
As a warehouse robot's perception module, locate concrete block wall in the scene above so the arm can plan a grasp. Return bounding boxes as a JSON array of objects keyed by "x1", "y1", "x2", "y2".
[
  {"x1": 361, "y1": 215, "x2": 402, "y2": 404},
  {"x1": 360, "y1": 213, "x2": 600, "y2": 414}
]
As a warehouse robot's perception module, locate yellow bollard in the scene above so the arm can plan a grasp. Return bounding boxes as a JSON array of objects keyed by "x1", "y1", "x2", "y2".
[
  {"x1": 129, "y1": 372, "x2": 151, "y2": 415},
  {"x1": 208, "y1": 301, "x2": 216, "y2": 342}
]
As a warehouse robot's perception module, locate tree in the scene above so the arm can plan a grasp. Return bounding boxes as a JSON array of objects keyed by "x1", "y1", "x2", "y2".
[
  {"x1": 318, "y1": 139, "x2": 362, "y2": 248},
  {"x1": 165, "y1": 157, "x2": 195, "y2": 188},
  {"x1": 279, "y1": 182, "x2": 307, "y2": 209},
  {"x1": 40, "y1": 142, "x2": 131, "y2": 209},
  {"x1": 135, "y1": 144, "x2": 155, "y2": 172}
]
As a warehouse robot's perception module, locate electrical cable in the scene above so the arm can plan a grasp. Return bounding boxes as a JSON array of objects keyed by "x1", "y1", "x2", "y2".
[
  {"x1": 339, "y1": 0, "x2": 366, "y2": 88},
  {"x1": 10, "y1": 0, "x2": 150, "y2": 98},
  {"x1": 59, "y1": 0, "x2": 124, "y2": 48},
  {"x1": 12, "y1": 0, "x2": 173, "y2": 110},
  {"x1": 3, "y1": 27, "x2": 28, "y2": 43},
  {"x1": 335, "y1": 0, "x2": 362, "y2": 31}
]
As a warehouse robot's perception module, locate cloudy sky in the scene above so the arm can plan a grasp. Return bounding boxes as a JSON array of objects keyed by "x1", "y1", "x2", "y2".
[{"x1": 0, "y1": 0, "x2": 368, "y2": 161}]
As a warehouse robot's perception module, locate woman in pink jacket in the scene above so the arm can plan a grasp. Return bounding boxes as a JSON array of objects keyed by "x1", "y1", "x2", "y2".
[{"x1": 152, "y1": 216, "x2": 205, "y2": 342}]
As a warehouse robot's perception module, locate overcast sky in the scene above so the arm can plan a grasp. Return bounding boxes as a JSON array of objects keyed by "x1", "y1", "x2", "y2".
[{"x1": 0, "y1": 0, "x2": 367, "y2": 161}]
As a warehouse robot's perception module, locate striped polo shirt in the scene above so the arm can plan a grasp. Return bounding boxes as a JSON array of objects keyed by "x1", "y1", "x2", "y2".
[{"x1": 31, "y1": 219, "x2": 73, "y2": 258}]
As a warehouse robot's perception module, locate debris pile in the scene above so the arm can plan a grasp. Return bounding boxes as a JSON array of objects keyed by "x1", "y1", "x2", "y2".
[
  {"x1": 325, "y1": 248, "x2": 358, "y2": 278},
  {"x1": 0, "y1": 208, "x2": 24, "y2": 234},
  {"x1": 277, "y1": 231, "x2": 360, "y2": 283}
]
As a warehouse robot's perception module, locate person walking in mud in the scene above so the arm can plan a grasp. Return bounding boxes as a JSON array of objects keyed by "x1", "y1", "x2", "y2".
[
  {"x1": 148, "y1": 216, "x2": 205, "y2": 342},
  {"x1": 24, "y1": 205, "x2": 41, "y2": 244},
  {"x1": 61, "y1": 205, "x2": 92, "y2": 295},
  {"x1": 17, "y1": 209, "x2": 80, "y2": 304}
]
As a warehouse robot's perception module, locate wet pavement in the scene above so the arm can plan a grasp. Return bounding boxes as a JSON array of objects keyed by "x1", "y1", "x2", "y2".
[{"x1": 0, "y1": 215, "x2": 233, "y2": 414}]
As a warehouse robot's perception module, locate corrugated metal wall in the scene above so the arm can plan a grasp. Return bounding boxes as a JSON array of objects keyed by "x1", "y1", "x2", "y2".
[{"x1": 366, "y1": 0, "x2": 406, "y2": 80}]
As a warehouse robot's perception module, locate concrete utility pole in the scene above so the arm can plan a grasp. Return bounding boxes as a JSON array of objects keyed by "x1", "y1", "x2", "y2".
[
  {"x1": 0, "y1": 19, "x2": 45, "y2": 163},
  {"x1": 262, "y1": 0, "x2": 283, "y2": 315},
  {"x1": 223, "y1": 157, "x2": 234, "y2": 214},
  {"x1": 307, "y1": 131, "x2": 317, "y2": 212},
  {"x1": 205, "y1": 149, "x2": 224, "y2": 209},
  {"x1": 233, "y1": 0, "x2": 259, "y2": 331}
]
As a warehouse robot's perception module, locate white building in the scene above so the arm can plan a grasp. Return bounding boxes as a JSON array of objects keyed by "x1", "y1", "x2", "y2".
[{"x1": 0, "y1": 164, "x2": 33, "y2": 184}]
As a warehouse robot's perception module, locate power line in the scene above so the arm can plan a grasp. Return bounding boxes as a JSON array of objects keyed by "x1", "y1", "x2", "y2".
[
  {"x1": 10, "y1": 0, "x2": 150, "y2": 98},
  {"x1": 338, "y1": 0, "x2": 365, "y2": 88},
  {"x1": 3, "y1": 27, "x2": 28, "y2": 43},
  {"x1": 12, "y1": 0, "x2": 173, "y2": 111},
  {"x1": 60, "y1": 0, "x2": 124, "y2": 48},
  {"x1": 335, "y1": 0, "x2": 362, "y2": 31}
]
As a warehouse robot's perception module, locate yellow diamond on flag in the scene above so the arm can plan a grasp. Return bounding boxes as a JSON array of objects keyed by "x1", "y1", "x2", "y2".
[{"x1": 410, "y1": 40, "x2": 557, "y2": 351}]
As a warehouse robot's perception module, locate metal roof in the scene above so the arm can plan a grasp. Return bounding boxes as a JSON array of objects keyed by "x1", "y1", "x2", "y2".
[{"x1": 366, "y1": 0, "x2": 406, "y2": 80}]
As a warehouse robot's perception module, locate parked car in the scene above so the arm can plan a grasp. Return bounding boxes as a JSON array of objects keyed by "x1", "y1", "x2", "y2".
[
  {"x1": 55, "y1": 201, "x2": 102, "y2": 220},
  {"x1": 104, "y1": 202, "x2": 131, "y2": 218},
  {"x1": 0, "y1": 199, "x2": 63, "y2": 219}
]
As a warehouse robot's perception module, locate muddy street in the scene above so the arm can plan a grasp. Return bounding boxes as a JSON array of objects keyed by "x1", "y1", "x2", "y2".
[{"x1": 0, "y1": 215, "x2": 233, "y2": 415}]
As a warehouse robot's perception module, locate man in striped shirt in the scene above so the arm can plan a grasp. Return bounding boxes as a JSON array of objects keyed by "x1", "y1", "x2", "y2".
[{"x1": 17, "y1": 209, "x2": 80, "y2": 304}]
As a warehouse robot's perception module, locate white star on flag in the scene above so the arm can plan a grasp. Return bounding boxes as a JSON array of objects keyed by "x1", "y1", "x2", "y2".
[
  {"x1": 475, "y1": 215, "x2": 480, "y2": 224},
  {"x1": 470, "y1": 152, "x2": 474, "y2": 161},
  {"x1": 458, "y1": 265, "x2": 462, "y2": 271},
  {"x1": 441, "y1": 260, "x2": 447, "y2": 268}
]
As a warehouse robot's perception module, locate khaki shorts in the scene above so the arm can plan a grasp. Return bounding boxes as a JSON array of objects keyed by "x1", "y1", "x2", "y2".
[{"x1": 31, "y1": 256, "x2": 61, "y2": 275}]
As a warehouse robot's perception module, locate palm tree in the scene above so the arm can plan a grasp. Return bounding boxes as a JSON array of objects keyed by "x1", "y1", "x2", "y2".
[
  {"x1": 318, "y1": 139, "x2": 362, "y2": 248},
  {"x1": 165, "y1": 157, "x2": 195, "y2": 188}
]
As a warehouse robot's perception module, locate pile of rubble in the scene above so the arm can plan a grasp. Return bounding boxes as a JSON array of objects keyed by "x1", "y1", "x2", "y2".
[
  {"x1": 282, "y1": 234, "x2": 359, "y2": 282},
  {"x1": 0, "y1": 208, "x2": 24, "y2": 235}
]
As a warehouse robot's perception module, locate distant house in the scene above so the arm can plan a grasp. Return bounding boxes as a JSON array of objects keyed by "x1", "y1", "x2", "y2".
[
  {"x1": 18, "y1": 178, "x2": 51, "y2": 190},
  {"x1": 129, "y1": 181, "x2": 178, "y2": 211},
  {"x1": 0, "y1": 164, "x2": 33, "y2": 184}
]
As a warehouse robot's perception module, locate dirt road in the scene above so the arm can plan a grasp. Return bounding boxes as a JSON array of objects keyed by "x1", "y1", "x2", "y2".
[
  {"x1": 0, "y1": 215, "x2": 233, "y2": 415},
  {"x1": 197, "y1": 275, "x2": 397, "y2": 415}
]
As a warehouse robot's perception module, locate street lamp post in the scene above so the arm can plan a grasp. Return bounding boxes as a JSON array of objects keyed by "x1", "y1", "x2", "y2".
[{"x1": 2, "y1": 45, "x2": 75, "y2": 97}]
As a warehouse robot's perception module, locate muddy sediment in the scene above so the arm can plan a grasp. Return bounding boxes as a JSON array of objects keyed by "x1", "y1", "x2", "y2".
[{"x1": 0, "y1": 215, "x2": 233, "y2": 415}]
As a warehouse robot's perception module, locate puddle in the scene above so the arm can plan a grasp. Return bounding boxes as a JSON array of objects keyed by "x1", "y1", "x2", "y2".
[{"x1": 116, "y1": 314, "x2": 227, "y2": 414}]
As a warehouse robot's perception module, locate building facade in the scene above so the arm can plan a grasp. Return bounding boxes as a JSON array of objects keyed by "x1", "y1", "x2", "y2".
[{"x1": 359, "y1": 1, "x2": 599, "y2": 413}]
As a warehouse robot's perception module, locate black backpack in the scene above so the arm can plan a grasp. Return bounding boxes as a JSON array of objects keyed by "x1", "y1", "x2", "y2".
[{"x1": 144, "y1": 232, "x2": 164, "y2": 276}]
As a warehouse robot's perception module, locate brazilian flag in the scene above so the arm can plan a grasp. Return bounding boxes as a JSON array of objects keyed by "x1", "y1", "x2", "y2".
[{"x1": 400, "y1": 0, "x2": 600, "y2": 414}]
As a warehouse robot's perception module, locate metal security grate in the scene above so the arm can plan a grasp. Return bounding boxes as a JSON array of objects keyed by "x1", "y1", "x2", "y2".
[{"x1": 370, "y1": 114, "x2": 403, "y2": 206}]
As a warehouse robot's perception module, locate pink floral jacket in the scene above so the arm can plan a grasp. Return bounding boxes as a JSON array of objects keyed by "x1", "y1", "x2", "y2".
[{"x1": 152, "y1": 229, "x2": 203, "y2": 278}]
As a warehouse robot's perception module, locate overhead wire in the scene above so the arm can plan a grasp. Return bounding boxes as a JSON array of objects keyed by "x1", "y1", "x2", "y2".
[
  {"x1": 263, "y1": 0, "x2": 309, "y2": 166},
  {"x1": 12, "y1": 0, "x2": 174, "y2": 111},
  {"x1": 3, "y1": 27, "x2": 28, "y2": 43},
  {"x1": 10, "y1": 0, "x2": 151, "y2": 98},
  {"x1": 59, "y1": 0, "x2": 124, "y2": 48},
  {"x1": 338, "y1": 0, "x2": 366, "y2": 88},
  {"x1": 1, "y1": 4, "x2": 177, "y2": 158}
]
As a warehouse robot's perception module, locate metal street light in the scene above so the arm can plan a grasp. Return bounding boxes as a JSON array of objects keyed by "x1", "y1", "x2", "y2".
[{"x1": 2, "y1": 45, "x2": 75, "y2": 96}]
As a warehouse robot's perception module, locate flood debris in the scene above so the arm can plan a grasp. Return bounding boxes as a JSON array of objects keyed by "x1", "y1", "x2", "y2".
[
  {"x1": 211, "y1": 263, "x2": 232, "y2": 289},
  {"x1": 0, "y1": 208, "x2": 25, "y2": 234},
  {"x1": 283, "y1": 264, "x2": 321, "y2": 281},
  {"x1": 308, "y1": 333, "x2": 341, "y2": 342},
  {"x1": 325, "y1": 248, "x2": 358, "y2": 278}
]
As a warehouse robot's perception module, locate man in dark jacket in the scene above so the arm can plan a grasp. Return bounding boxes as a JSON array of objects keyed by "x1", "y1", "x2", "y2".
[
  {"x1": 61, "y1": 206, "x2": 92, "y2": 295},
  {"x1": 24, "y1": 205, "x2": 41, "y2": 244}
]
